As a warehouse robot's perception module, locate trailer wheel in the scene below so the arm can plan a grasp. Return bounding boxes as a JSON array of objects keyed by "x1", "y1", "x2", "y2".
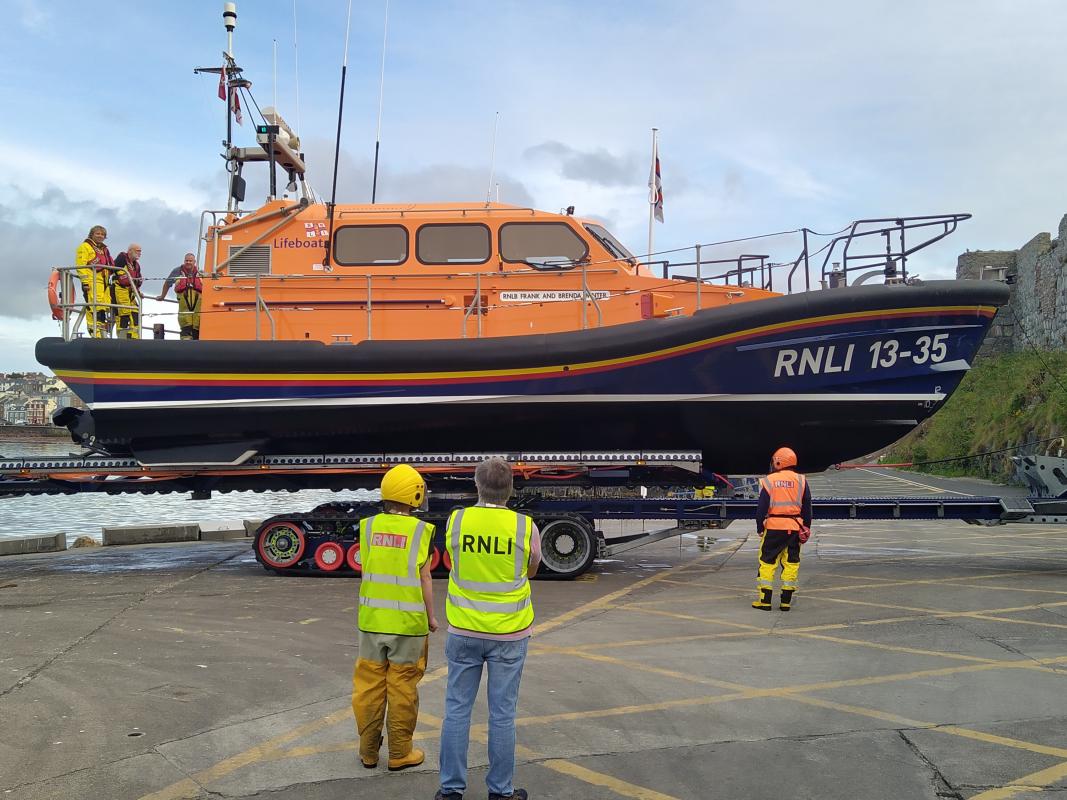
[
  {"x1": 256, "y1": 522, "x2": 306, "y2": 570},
  {"x1": 538, "y1": 516, "x2": 596, "y2": 579},
  {"x1": 429, "y1": 546, "x2": 442, "y2": 571},
  {"x1": 314, "y1": 541, "x2": 345, "y2": 571}
]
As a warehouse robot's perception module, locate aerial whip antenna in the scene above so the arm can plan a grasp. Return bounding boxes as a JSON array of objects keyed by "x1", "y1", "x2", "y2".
[
  {"x1": 292, "y1": 0, "x2": 301, "y2": 135},
  {"x1": 324, "y1": 0, "x2": 354, "y2": 268},
  {"x1": 485, "y1": 111, "x2": 499, "y2": 207},
  {"x1": 371, "y1": 0, "x2": 390, "y2": 203},
  {"x1": 224, "y1": 3, "x2": 238, "y2": 212}
]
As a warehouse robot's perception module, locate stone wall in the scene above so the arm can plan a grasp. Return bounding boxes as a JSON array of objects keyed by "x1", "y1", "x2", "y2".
[{"x1": 956, "y1": 213, "x2": 1067, "y2": 356}]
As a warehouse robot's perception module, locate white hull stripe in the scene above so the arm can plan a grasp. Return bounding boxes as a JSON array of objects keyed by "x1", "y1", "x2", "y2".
[{"x1": 91, "y1": 392, "x2": 948, "y2": 411}]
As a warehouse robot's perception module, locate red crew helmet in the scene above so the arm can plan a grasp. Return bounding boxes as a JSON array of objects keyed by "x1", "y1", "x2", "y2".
[{"x1": 772, "y1": 447, "x2": 797, "y2": 470}]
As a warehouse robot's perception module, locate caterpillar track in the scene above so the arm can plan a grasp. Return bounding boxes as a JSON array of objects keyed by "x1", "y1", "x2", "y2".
[{"x1": 252, "y1": 498, "x2": 601, "y2": 580}]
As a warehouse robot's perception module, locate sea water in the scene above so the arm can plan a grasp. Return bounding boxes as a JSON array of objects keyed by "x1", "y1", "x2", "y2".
[{"x1": 0, "y1": 439, "x2": 376, "y2": 542}]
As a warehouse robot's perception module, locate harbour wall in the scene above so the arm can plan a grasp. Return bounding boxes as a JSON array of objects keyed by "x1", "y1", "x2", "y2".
[{"x1": 957, "y1": 213, "x2": 1067, "y2": 356}]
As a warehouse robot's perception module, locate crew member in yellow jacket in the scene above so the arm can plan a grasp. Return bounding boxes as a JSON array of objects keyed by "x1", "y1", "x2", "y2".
[
  {"x1": 353, "y1": 464, "x2": 438, "y2": 771},
  {"x1": 74, "y1": 225, "x2": 114, "y2": 338}
]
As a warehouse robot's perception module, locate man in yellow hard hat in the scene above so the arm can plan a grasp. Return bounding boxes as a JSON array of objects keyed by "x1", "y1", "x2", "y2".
[
  {"x1": 436, "y1": 456, "x2": 541, "y2": 800},
  {"x1": 753, "y1": 446, "x2": 812, "y2": 611},
  {"x1": 353, "y1": 464, "x2": 438, "y2": 771}
]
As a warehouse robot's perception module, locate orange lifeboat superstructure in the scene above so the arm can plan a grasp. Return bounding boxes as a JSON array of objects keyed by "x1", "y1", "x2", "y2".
[{"x1": 200, "y1": 201, "x2": 776, "y2": 343}]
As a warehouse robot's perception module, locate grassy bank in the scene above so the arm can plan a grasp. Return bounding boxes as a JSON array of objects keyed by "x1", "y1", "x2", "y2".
[{"x1": 884, "y1": 351, "x2": 1067, "y2": 482}]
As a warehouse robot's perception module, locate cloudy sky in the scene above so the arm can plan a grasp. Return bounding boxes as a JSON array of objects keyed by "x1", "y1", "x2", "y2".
[{"x1": 2, "y1": 0, "x2": 1066, "y2": 370}]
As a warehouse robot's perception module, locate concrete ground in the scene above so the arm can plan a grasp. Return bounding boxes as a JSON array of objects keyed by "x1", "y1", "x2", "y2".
[{"x1": 2, "y1": 469, "x2": 1067, "y2": 800}]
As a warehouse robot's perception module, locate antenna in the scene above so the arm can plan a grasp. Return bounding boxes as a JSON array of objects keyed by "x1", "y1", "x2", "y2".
[
  {"x1": 324, "y1": 0, "x2": 354, "y2": 268},
  {"x1": 292, "y1": 0, "x2": 301, "y2": 135},
  {"x1": 224, "y1": 3, "x2": 237, "y2": 212},
  {"x1": 223, "y1": 2, "x2": 236, "y2": 56},
  {"x1": 485, "y1": 111, "x2": 499, "y2": 206},
  {"x1": 371, "y1": 0, "x2": 390, "y2": 203}
]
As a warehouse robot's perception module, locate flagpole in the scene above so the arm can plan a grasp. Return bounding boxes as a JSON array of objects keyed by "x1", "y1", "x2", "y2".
[{"x1": 647, "y1": 127, "x2": 658, "y2": 265}]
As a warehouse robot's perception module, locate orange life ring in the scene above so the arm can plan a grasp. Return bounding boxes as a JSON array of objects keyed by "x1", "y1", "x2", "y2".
[{"x1": 47, "y1": 269, "x2": 63, "y2": 320}]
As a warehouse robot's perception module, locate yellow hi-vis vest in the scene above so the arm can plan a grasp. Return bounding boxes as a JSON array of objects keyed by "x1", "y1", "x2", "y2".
[
  {"x1": 358, "y1": 513, "x2": 433, "y2": 635},
  {"x1": 445, "y1": 506, "x2": 534, "y2": 634}
]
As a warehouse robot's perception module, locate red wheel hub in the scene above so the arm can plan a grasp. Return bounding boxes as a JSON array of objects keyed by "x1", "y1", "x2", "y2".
[{"x1": 314, "y1": 541, "x2": 345, "y2": 571}]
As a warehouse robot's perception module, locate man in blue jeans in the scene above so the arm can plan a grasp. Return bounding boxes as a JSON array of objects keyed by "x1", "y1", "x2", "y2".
[{"x1": 436, "y1": 456, "x2": 541, "y2": 800}]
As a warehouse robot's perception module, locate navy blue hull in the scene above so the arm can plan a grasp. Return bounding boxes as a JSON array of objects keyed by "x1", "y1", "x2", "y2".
[{"x1": 37, "y1": 280, "x2": 1009, "y2": 472}]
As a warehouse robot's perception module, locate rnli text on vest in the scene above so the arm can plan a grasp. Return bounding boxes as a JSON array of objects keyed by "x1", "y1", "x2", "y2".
[{"x1": 461, "y1": 534, "x2": 514, "y2": 555}]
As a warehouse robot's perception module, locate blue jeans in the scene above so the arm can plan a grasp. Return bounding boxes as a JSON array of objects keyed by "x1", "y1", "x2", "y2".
[{"x1": 439, "y1": 633, "x2": 529, "y2": 796}]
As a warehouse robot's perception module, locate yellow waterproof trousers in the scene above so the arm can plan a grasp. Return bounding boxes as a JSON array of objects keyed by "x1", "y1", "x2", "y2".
[
  {"x1": 177, "y1": 290, "x2": 201, "y2": 340},
  {"x1": 756, "y1": 529, "x2": 800, "y2": 591},
  {"x1": 112, "y1": 285, "x2": 140, "y2": 339},
  {"x1": 79, "y1": 274, "x2": 111, "y2": 338},
  {"x1": 352, "y1": 631, "x2": 428, "y2": 764}
]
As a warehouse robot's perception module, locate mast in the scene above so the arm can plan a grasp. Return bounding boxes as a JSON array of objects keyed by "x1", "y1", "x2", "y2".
[
  {"x1": 324, "y1": 0, "x2": 355, "y2": 268},
  {"x1": 647, "y1": 127, "x2": 658, "y2": 265},
  {"x1": 224, "y1": 3, "x2": 237, "y2": 212}
]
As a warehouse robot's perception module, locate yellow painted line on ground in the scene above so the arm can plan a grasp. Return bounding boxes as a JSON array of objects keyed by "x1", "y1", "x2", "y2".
[
  {"x1": 967, "y1": 760, "x2": 1067, "y2": 799},
  {"x1": 803, "y1": 594, "x2": 1067, "y2": 621},
  {"x1": 787, "y1": 694, "x2": 1067, "y2": 759},
  {"x1": 540, "y1": 759, "x2": 681, "y2": 800},
  {"x1": 827, "y1": 548, "x2": 1067, "y2": 565},
  {"x1": 947, "y1": 580, "x2": 1067, "y2": 597},
  {"x1": 615, "y1": 603, "x2": 1067, "y2": 667},
  {"x1": 904, "y1": 528, "x2": 1067, "y2": 544},
  {"x1": 297, "y1": 617, "x2": 321, "y2": 625},
  {"x1": 531, "y1": 542, "x2": 744, "y2": 639},
  {"x1": 137, "y1": 707, "x2": 353, "y2": 800},
  {"x1": 468, "y1": 718, "x2": 683, "y2": 800},
  {"x1": 552, "y1": 642, "x2": 1067, "y2": 697},
  {"x1": 136, "y1": 542, "x2": 744, "y2": 800},
  {"x1": 855, "y1": 467, "x2": 972, "y2": 496}
]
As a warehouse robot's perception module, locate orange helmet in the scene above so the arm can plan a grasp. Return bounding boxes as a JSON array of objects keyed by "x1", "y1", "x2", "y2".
[{"x1": 772, "y1": 447, "x2": 797, "y2": 470}]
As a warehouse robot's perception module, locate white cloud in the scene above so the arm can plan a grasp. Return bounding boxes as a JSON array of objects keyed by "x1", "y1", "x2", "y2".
[{"x1": 3, "y1": 144, "x2": 206, "y2": 212}]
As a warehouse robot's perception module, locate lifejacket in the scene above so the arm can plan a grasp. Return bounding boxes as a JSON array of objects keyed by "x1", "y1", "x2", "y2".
[
  {"x1": 357, "y1": 513, "x2": 432, "y2": 635},
  {"x1": 174, "y1": 271, "x2": 202, "y2": 295},
  {"x1": 445, "y1": 505, "x2": 534, "y2": 634},
  {"x1": 760, "y1": 469, "x2": 807, "y2": 532},
  {"x1": 114, "y1": 254, "x2": 143, "y2": 289},
  {"x1": 75, "y1": 241, "x2": 114, "y2": 288}
]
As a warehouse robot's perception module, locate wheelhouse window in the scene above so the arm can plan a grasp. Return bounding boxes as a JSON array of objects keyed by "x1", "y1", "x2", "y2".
[
  {"x1": 500, "y1": 222, "x2": 589, "y2": 269},
  {"x1": 416, "y1": 224, "x2": 491, "y2": 265},
  {"x1": 333, "y1": 225, "x2": 408, "y2": 266},
  {"x1": 584, "y1": 223, "x2": 636, "y2": 263}
]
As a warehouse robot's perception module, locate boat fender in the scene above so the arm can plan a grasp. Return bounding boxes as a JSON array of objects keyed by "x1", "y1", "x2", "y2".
[{"x1": 47, "y1": 269, "x2": 63, "y2": 320}]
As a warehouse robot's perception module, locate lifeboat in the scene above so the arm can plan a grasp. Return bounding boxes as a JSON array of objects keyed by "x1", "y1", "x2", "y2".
[
  {"x1": 37, "y1": 214, "x2": 1008, "y2": 472},
  {"x1": 34, "y1": 19, "x2": 1010, "y2": 473}
]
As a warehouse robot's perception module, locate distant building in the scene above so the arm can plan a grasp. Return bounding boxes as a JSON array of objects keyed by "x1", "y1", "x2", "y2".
[
  {"x1": 4, "y1": 402, "x2": 28, "y2": 425},
  {"x1": 26, "y1": 398, "x2": 46, "y2": 425}
]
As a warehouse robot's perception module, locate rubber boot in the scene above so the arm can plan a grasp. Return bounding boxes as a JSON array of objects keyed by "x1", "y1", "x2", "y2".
[
  {"x1": 780, "y1": 588, "x2": 794, "y2": 611},
  {"x1": 388, "y1": 747, "x2": 425, "y2": 771},
  {"x1": 752, "y1": 587, "x2": 773, "y2": 610}
]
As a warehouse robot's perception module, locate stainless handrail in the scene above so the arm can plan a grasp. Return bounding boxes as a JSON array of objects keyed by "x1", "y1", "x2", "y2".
[
  {"x1": 579, "y1": 259, "x2": 603, "y2": 329},
  {"x1": 53, "y1": 265, "x2": 143, "y2": 341},
  {"x1": 461, "y1": 272, "x2": 483, "y2": 338}
]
